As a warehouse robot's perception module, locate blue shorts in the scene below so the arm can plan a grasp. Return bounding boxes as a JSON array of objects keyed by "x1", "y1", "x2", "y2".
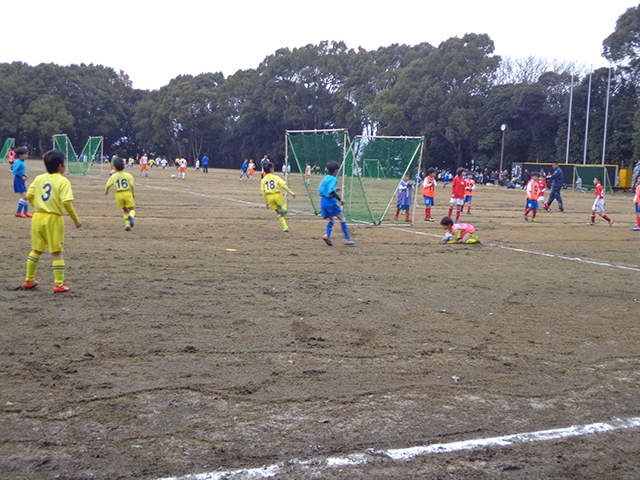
[
  {"x1": 397, "y1": 205, "x2": 410, "y2": 211},
  {"x1": 636, "y1": 203, "x2": 640, "y2": 214},
  {"x1": 320, "y1": 196, "x2": 342, "y2": 219},
  {"x1": 526, "y1": 199, "x2": 538, "y2": 210},
  {"x1": 464, "y1": 195, "x2": 473, "y2": 203},
  {"x1": 13, "y1": 176, "x2": 26, "y2": 194},
  {"x1": 423, "y1": 197, "x2": 434, "y2": 207}
]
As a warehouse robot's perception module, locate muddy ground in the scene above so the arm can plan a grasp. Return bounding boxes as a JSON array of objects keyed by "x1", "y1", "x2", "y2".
[{"x1": 1, "y1": 161, "x2": 639, "y2": 479}]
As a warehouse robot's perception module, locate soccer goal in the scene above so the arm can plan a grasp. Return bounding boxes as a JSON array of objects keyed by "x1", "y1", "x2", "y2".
[
  {"x1": 53, "y1": 134, "x2": 104, "y2": 175},
  {"x1": 343, "y1": 135, "x2": 424, "y2": 224},
  {"x1": 0, "y1": 138, "x2": 15, "y2": 163},
  {"x1": 285, "y1": 129, "x2": 350, "y2": 216},
  {"x1": 573, "y1": 164, "x2": 616, "y2": 195}
]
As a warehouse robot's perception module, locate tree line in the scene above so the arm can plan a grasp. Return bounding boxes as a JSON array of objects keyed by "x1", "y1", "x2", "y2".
[{"x1": 2, "y1": 5, "x2": 640, "y2": 171}]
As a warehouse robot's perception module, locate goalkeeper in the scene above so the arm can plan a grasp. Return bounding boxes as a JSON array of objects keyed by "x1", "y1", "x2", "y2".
[{"x1": 440, "y1": 216, "x2": 480, "y2": 244}]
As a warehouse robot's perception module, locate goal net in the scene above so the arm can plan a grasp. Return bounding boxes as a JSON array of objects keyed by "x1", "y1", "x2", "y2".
[
  {"x1": 285, "y1": 129, "x2": 349, "y2": 216},
  {"x1": 53, "y1": 134, "x2": 104, "y2": 175},
  {"x1": 573, "y1": 165, "x2": 615, "y2": 195},
  {"x1": 0, "y1": 138, "x2": 15, "y2": 164},
  {"x1": 343, "y1": 135, "x2": 424, "y2": 224}
]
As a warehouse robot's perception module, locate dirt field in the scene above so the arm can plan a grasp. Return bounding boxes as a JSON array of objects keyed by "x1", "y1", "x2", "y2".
[{"x1": 1, "y1": 160, "x2": 639, "y2": 479}]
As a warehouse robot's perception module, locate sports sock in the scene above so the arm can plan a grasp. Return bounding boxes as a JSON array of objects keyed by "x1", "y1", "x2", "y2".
[
  {"x1": 129, "y1": 209, "x2": 136, "y2": 219},
  {"x1": 52, "y1": 259, "x2": 65, "y2": 286},
  {"x1": 340, "y1": 220, "x2": 350, "y2": 239},
  {"x1": 425, "y1": 207, "x2": 431, "y2": 219},
  {"x1": 124, "y1": 213, "x2": 130, "y2": 227},
  {"x1": 637, "y1": 217, "x2": 640, "y2": 227},
  {"x1": 455, "y1": 210, "x2": 461, "y2": 221},
  {"x1": 26, "y1": 252, "x2": 40, "y2": 281},
  {"x1": 532, "y1": 210, "x2": 537, "y2": 219},
  {"x1": 602, "y1": 214, "x2": 611, "y2": 222},
  {"x1": 591, "y1": 214, "x2": 596, "y2": 223},
  {"x1": 405, "y1": 210, "x2": 410, "y2": 221},
  {"x1": 326, "y1": 220, "x2": 334, "y2": 238},
  {"x1": 467, "y1": 206, "x2": 471, "y2": 213},
  {"x1": 524, "y1": 208, "x2": 530, "y2": 216},
  {"x1": 278, "y1": 214, "x2": 288, "y2": 229},
  {"x1": 395, "y1": 209, "x2": 400, "y2": 218},
  {"x1": 448, "y1": 207, "x2": 453, "y2": 217}
]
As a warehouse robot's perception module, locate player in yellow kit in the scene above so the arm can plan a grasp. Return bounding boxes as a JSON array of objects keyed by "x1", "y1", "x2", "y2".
[
  {"x1": 23, "y1": 150, "x2": 82, "y2": 293},
  {"x1": 260, "y1": 162, "x2": 295, "y2": 232},
  {"x1": 105, "y1": 157, "x2": 136, "y2": 231}
]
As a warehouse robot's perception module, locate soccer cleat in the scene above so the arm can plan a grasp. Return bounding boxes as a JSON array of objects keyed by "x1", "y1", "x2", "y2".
[
  {"x1": 344, "y1": 239, "x2": 356, "y2": 245},
  {"x1": 531, "y1": 219, "x2": 537, "y2": 223},
  {"x1": 23, "y1": 279, "x2": 38, "y2": 289},
  {"x1": 543, "y1": 204, "x2": 550, "y2": 212},
  {"x1": 283, "y1": 227, "x2": 289, "y2": 232},
  {"x1": 608, "y1": 220, "x2": 614, "y2": 227},
  {"x1": 15, "y1": 212, "x2": 27, "y2": 218},
  {"x1": 427, "y1": 218, "x2": 434, "y2": 222},
  {"x1": 587, "y1": 222, "x2": 595, "y2": 226},
  {"x1": 322, "y1": 235, "x2": 333, "y2": 246},
  {"x1": 24, "y1": 212, "x2": 32, "y2": 218},
  {"x1": 632, "y1": 226, "x2": 640, "y2": 231},
  {"x1": 125, "y1": 226, "x2": 131, "y2": 231},
  {"x1": 454, "y1": 220, "x2": 459, "y2": 224},
  {"x1": 524, "y1": 216, "x2": 529, "y2": 222},
  {"x1": 467, "y1": 211, "x2": 472, "y2": 215},
  {"x1": 53, "y1": 283, "x2": 70, "y2": 293},
  {"x1": 128, "y1": 215, "x2": 134, "y2": 228}
]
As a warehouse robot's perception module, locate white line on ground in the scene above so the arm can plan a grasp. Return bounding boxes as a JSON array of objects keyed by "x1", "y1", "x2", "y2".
[
  {"x1": 392, "y1": 227, "x2": 640, "y2": 273},
  {"x1": 158, "y1": 416, "x2": 640, "y2": 480}
]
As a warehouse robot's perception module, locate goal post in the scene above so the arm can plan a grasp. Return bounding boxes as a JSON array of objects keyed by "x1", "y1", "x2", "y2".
[
  {"x1": 0, "y1": 138, "x2": 15, "y2": 163},
  {"x1": 574, "y1": 164, "x2": 616, "y2": 195}
]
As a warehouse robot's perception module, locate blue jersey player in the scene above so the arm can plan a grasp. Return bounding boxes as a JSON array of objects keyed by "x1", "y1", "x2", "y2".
[{"x1": 318, "y1": 161, "x2": 355, "y2": 246}]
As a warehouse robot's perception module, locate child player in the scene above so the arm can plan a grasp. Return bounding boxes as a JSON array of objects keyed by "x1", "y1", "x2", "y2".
[
  {"x1": 394, "y1": 173, "x2": 414, "y2": 222},
  {"x1": 587, "y1": 176, "x2": 614, "y2": 226},
  {"x1": 447, "y1": 167, "x2": 466, "y2": 223},
  {"x1": 440, "y1": 216, "x2": 480, "y2": 244},
  {"x1": 537, "y1": 173, "x2": 547, "y2": 208},
  {"x1": 105, "y1": 157, "x2": 136, "y2": 231},
  {"x1": 12, "y1": 146, "x2": 32, "y2": 218},
  {"x1": 633, "y1": 174, "x2": 640, "y2": 231},
  {"x1": 23, "y1": 150, "x2": 82, "y2": 293},
  {"x1": 422, "y1": 167, "x2": 436, "y2": 222},
  {"x1": 247, "y1": 160, "x2": 255, "y2": 181},
  {"x1": 524, "y1": 171, "x2": 540, "y2": 222},
  {"x1": 260, "y1": 162, "x2": 296, "y2": 232},
  {"x1": 464, "y1": 171, "x2": 476, "y2": 215},
  {"x1": 318, "y1": 161, "x2": 355, "y2": 246}
]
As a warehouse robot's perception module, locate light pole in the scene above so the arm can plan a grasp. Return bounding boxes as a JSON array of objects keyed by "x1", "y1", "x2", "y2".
[{"x1": 499, "y1": 124, "x2": 506, "y2": 174}]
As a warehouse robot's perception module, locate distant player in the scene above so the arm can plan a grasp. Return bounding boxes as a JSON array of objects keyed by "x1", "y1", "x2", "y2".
[
  {"x1": 633, "y1": 174, "x2": 640, "y2": 231},
  {"x1": 587, "y1": 176, "x2": 613, "y2": 227},
  {"x1": 12, "y1": 146, "x2": 32, "y2": 218},
  {"x1": 23, "y1": 150, "x2": 82, "y2": 293},
  {"x1": 260, "y1": 162, "x2": 295, "y2": 232},
  {"x1": 178, "y1": 157, "x2": 187, "y2": 179},
  {"x1": 239, "y1": 159, "x2": 249, "y2": 179},
  {"x1": 139, "y1": 153, "x2": 149, "y2": 177},
  {"x1": 247, "y1": 160, "x2": 255, "y2": 181},
  {"x1": 318, "y1": 161, "x2": 355, "y2": 245},
  {"x1": 394, "y1": 173, "x2": 414, "y2": 222},
  {"x1": 447, "y1": 167, "x2": 466, "y2": 223},
  {"x1": 440, "y1": 216, "x2": 480, "y2": 244},
  {"x1": 464, "y1": 171, "x2": 476, "y2": 214},
  {"x1": 523, "y1": 171, "x2": 540, "y2": 222},
  {"x1": 305, "y1": 163, "x2": 311, "y2": 185},
  {"x1": 195, "y1": 158, "x2": 200, "y2": 171},
  {"x1": 537, "y1": 174, "x2": 547, "y2": 207},
  {"x1": 105, "y1": 157, "x2": 136, "y2": 231},
  {"x1": 7, "y1": 146, "x2": 16, "y2": 171},
  {"x1": 422, "y1": 167, "x2": 436, "y2": 222}
]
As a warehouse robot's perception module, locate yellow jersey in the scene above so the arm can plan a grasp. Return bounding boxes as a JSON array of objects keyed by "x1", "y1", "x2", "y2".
[
  {"x1": 261, "y1": 173, "x2": 294, "y2": 202},
  {"x1": 105, "y1": 170, "x2": 135, "y2": 196}
]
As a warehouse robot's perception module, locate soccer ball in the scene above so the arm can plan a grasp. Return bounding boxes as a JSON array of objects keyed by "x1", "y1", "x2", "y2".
[
  {"x1": 442, "y1": 232, "x2": 454, "y2": 244},
  {"x1": 170, "y1": 174, "x2": 176, "y2": 178}
]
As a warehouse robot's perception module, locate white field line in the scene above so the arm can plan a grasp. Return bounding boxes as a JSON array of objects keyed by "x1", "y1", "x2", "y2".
[
  {"x1": 391, "y1": 227, "x2": 640, "y2": 273},
  {"x1": 158, "y1": 417, "x2": 640, "y2": 480}
]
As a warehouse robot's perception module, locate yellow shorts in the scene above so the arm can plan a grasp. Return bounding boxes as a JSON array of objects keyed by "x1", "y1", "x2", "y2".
[
  {"x1": 266, "y1": 194, "x2": 287, "y2": 214},
  {"x1": 31, "y1": 212, "x2": 65, "y2": 253},
  {"x1": 115, "y1": 191, "x2": 135, "y2": 210}
]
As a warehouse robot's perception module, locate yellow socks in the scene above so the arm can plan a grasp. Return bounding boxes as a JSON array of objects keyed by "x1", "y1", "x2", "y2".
[
  {"x1": 52, "y1": 260, "x2": 65, "y2": 286},
  {"x1": 26, "y1": 252, "x2": 40, "y2": 281},
  {"x1": 278, "y1": 214, "x2": 288, "y2": 230}
]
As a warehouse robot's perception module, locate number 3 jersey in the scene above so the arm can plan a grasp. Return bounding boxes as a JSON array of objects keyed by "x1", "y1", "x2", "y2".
[{"x1": 27, "y1": 172, "x2": 75, "y2": 217}]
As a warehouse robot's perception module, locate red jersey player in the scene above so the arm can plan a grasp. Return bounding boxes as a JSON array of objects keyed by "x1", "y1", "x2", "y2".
[
  {"x1": 448, "y1": 167, "x2": 467, "y2": 223},
  {"x1": 587, "y1": 176, "x2": 613, "y2": 226}
]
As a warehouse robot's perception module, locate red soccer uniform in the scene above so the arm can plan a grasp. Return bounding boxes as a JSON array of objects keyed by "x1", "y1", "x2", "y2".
[
  {"x1": 451, "y1": 175, "x2": 466, "y2": 199},
  {"x1": 594, "y1": 183, "x2": 604, "y2": 200}
]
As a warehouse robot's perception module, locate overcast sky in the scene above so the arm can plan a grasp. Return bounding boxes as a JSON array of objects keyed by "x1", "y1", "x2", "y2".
[{"x1": 2, "y1": 1, "x2": 636, "y2": 91}]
